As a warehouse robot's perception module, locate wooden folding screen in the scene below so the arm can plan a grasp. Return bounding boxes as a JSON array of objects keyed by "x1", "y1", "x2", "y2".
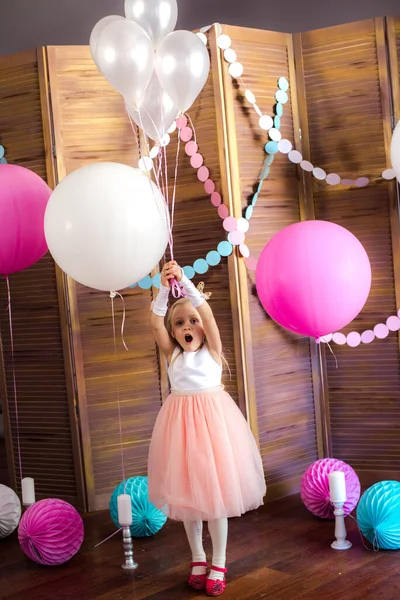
[{"x1": 294, "y1": 18, "x2": 400, "y2": 485}]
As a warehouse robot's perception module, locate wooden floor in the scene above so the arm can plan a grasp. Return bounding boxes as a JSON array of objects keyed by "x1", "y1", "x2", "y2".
[{"x1": 1, "y1": 494, "x2": 400, "y2": 600}]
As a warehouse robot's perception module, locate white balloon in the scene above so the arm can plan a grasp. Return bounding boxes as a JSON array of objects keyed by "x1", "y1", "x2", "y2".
[
  {"x1": 125, "y1": 0, "x2": 178, "y2": 48},
  {"x1": 89, "y1": 15, "x2": 124, "y2": 68},
  {"x1": 44, "y1": 163, "x2": 169, "y2": 291},
  {"x1": 390, "y1": 120, "x2": 400, "y2": 183},
  {"x1": 0, "y1": 484, "x2": 21, "y2": 539}
]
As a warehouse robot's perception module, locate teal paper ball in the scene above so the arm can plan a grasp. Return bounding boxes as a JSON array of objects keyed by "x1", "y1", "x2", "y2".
[
  {"x1": 110, "y1": 476, "x2": 167, "y2": 537},
  {"x1": 357, "y1": 480, "x2": 400, "y2": 549}
]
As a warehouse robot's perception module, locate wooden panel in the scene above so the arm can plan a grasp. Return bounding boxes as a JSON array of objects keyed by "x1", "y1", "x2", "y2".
[
  {"x1": 298, "y1": 19, "x2": 400, "y2": 480},
  {"x1": 0, "y1": 50, "x2": 81, "y2": 505},
  {"x1": 387, "y1": 17, "x2": 400, "y2": 120},
  {"x1": 218, "y1": 25, "x2": 319, "y2": 499},
  {"x1": 47, "y1": 46, "x2": 162, "y2": 510}
]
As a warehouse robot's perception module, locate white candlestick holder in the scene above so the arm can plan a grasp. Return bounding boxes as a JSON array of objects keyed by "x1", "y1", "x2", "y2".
[
  {"x1": 331, "y1": 501, "x2": 352, "y2": 550},
  {"x1": 121, "y1": 525, "x2": 138, "y2": 570}
]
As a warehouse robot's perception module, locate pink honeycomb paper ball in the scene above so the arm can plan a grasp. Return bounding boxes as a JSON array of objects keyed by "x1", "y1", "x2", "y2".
[
  {"x1": 300, "y1": 458, "x2": 360, "y2": 519},
  {"x1": 18, "y1": 498, "x2": 84, "y2": 565}
]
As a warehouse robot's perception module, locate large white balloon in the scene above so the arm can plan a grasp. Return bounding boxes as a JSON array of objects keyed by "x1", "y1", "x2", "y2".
[
  {"x1": 0, "y1": 484, "x2": 21, "y2": 539},
  {"x1": 45, "y1": 163, "x2": 169, "y2": 291},
  {"x1": 125, "y1": 0, "x2": 177, "y2": 48},
  {"x1": 391, "y1": 120, "x2": 400, "y2": 183}
]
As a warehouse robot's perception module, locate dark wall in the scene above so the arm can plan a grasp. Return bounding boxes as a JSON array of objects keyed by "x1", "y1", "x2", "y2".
[{"x1": 0, "y1": 0, "x2": 399, "y2": 56}]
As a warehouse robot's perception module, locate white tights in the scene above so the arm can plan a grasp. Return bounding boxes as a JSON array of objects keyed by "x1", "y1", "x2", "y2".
[{"x1": 184, "y1": 519, "x2": 228, "y2": 580}]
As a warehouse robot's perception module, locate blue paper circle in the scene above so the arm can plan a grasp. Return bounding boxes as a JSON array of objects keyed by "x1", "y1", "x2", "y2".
[
  {"x1": 275, "y1": 90, "x2": 288, "y2": 104},
  {"x1": 110, "y1": 476, "x2": 167, "y2": 537},
  {"x1": 152, "y1": 273, "x2": 161, "y2": 289},
  {"x1": 251, "y1": 192, "x2": 259, "y2": 206},
  {"x1": 193, "y1": 258, "x2": 209, "y2": 274},
  {"x1": 217, "y1": 241, "x2": 233, "y2": 257},
  {"x1": 275, "y1": 103, "x2": 283, "y2": 117},
  {"x1": 183, "y1": 265, "x2": 195, "y2": 279},
  {"x1": 357, "y1": 481, "x2": 400, "y2": 550},
  {"x1": 265, "y1": 141, "x2": 279, "y2": 155},
  {"x1": 274, "y1": 115, "x2": 281, "y2": 129},
  {"x1": 0, "y1": 146, "x2": 4, "y2": 159},
  {"x1": 138, "y1": 276, "x2": 153, "y2": 290},
  {"x1": 245, "y1": 206, "x2": 253, "y2": 219},
  {"x1": 129, "y1": 282, "x2": 137, "y2": 289},
  {"x1": 0, "y1": 157, "x2": 7, "y2": 164},
  {"x1": 260, "y1": 165, "x2": 270, "y2": 181},
  {"x1": 206, "y1": 251, "x2": 221, "y2": 266},
  {"x1": 278, "y1": 77, "x2": 289, "y2": 92},
  {"x1": 263, "y1": 154, "x2": 275, "y2": 168}
]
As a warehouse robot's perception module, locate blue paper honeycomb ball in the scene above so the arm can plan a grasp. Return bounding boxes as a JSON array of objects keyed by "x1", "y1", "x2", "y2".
[
  {"x1": 109, "y1": 476, "x2": 167, "y2": 537},
  {"x1": 357, "y1": 480, "x2": 400, "y2": 550}
]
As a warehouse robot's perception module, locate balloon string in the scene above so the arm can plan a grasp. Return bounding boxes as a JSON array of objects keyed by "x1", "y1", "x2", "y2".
[
  {"x1": 168, "y1": 129, "x2": 184, "y2": 299},
  {"x1": 185, "y1": 112, "x2": 197, "y2": 145},
  {"x1": 346, "y1": 514, "x2": 379, "y2": 552},
  {"x1": 325, "y1": 341, "x2": 338, "y2": 369},
  {"x1": 95, "y1": 527, "x2": 122, "y2": 548},
  {"x1": 110, "y1": 293, "x2": 126, "y2": 493},
  {"x1": 4, "y1": 276, "x2": 23, "y2": 488},
  {"x1": 110, "y1": 291, "x2": 129, "y2": 352}
]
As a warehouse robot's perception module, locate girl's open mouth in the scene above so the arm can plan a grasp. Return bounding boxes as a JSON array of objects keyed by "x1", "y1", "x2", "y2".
[{"x1": 185, "y1": 334, "x2": 193, "y2": 344}]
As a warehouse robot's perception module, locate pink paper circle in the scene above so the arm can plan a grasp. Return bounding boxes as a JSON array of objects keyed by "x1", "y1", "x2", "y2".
[
  {"x1": 300, "y1": 160, "x2": 314, "y2": 172},
  {"x1": 313, "y1": 167, "x2": 326, "y2": 181},
  {"x1": 374, "y1": 323, "x2": 389, "y2": 339},
  {"x1": 361, "y1": 330, "x2": 375, "y2": 344},
  {"x1": 197, "y1": 165, "x2": 209, "y2": 182},
  {"x1": 332, "y1": 332, "x2": 346, "y2": 345},
  {"x1": 211, "y1": 191, "x2": 222, "y2": 207},
  {"x1": 355, "y1": 177, "x2": 369, "y2": 188},
  {"x1": 223, "y1": 216, "x2": 237, "y2": 232},
  {"x1": 387, "y1": 315, "x2": 400, "y2": 331},
  {"x1": 326, "y1": 173, "x2": 341, "y2": 186},
  {"x1": 180, "y1": 127, "x2": 193, "y2": 142},
  {"x1": 190, "y1": 153, "x2": 204, "y2": 169},
  {"x1": 204, "y1": 179, "x2": 215, "y2": 194},
  {"x1": 176, "y1": 116, "x2": 187, "y2": 129},
  {"x1": 185, "y1": 141, "x2": 198, "y2": 156},
  {"x1": 218, "y1": 204, "x2": 229, "y2": 219},
  {"x1": 239, "y1": 243, "x2": 250, "y2": 258},
  {"x1": 245, "y1": 256, "x2": 258, "y2": 271},
  {"x1": 230, "y1": 230, "x2": 245, "y2": 245},
  {"x1": 288, "y1": 150, "x2": 303, "y2": 164},
  {"x1": 346, "y1": 331, "x2": 361, "y2": 347}
]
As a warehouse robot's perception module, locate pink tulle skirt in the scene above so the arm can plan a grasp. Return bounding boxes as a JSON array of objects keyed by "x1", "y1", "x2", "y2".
[{"x1": 148, "y1": 387, "x2": 266, "y2": 521}]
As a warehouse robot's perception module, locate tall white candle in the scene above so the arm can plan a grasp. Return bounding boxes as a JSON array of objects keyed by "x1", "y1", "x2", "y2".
[
  {"x1": 118, "y1": 494, "x2": 132, "y2": 526},
  {"x1": 328, "y1": 471, "x2": 347, "y2": 503},
  {"x1": 22, "y1": 477, "x2": 36, "y2": 506}
]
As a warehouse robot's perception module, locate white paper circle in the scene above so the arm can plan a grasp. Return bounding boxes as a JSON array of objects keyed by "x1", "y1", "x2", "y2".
[
  {"x1": 167, "y1": 120, "x2": 177, "y2": 134},
  {"x1": 278, "y1": 139, "x2": 292, "y2": 154},
  {"x1": 259, "y1": 115, "x2": 273, "y2": 131},
  {"x1": 269, "y1": 128, "x2": 282, "y2": 142},
  {"x1": 245, "y1": 90, "x2": 256, "y2": 104},
  {"x1": 326, "y1": 173, "x2": 341, "y2": 186},
  {"x1": 313, "y1": 167, "x2": 326, "y2": 181},
  {"x1": 346, "y1": 332, "x2": 361, "y2": 347},
  {"x1": 300, "y1": 160, "x2": 314, "y2": 172},
  {"x1": 253, "y1": 103, "x2": 263, "y2": 117},
  {"x1": 149, "y1": 146, "x2": 160, "y2": 159},
  {"x1": 288, "y1": 150, "x2": 303, "y2": 164},
  {"x1": 237, "y1": 217, "x2": 250, "y2": 232},
  {"x1": 138, "y1": 156, "x2": 154, "y2": 172},
  {"x1": 332, "y1": 332, "x2": 347, "y2": 345},
  {"x1": 196, "y1": 32, "x2": 208, "y2": 45},
  {"x1": 159, "y1": 133, "x2": 170, "y2": 147},
  {"x1": 382, "y1": 168, "x2": 396, "y2": 180},
  {"x1": 224, "y1": 48, "x2": 237, "y2": 63},
  {"x1": 319, "y1": 333, "x2": 333, "y2": 343},
  {"x1": 217, "y1": 34, "x2": 232, "y2": 50},
  {"x1": 386, "y1": 315, "x2": 400, "y2": 331},
  {"x1": 228, "y1": 62, "x2": 244, "y2": 78},
  {"x1": 361, "y1": 330, "x2": 375, "y2": 344},
  {"x1": 239, "y1": 244, "x2": 250, "y2": 258},
  {"x1": 374, "y1": 323, "x2": 389, "y2": 339}
]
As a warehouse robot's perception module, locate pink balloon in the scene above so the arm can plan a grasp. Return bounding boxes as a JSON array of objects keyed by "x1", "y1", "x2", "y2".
[
  {"x1": 255, "y1": 220, "x2": 372, "y2": 338},
  {"x1": 0, "y1": 164, "x2": 51, "y2": 274}
]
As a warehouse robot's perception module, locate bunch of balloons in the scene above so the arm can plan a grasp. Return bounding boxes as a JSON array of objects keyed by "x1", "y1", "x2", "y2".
[{"x1": 90, "y1": 0, "x2": 210, "y2": 142}]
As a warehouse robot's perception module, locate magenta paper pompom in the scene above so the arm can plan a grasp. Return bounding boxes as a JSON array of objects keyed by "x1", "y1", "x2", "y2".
[
  {"x1": 300, "y1": 458, "x2": 360, "y2": 519},
  {"x1": 18, "y1": 498, "x2": 84, "y2": 565}
]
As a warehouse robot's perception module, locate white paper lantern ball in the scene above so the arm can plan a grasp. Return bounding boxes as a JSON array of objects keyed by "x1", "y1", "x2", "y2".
[{"x1": 0, "y1": 484, "x2": 21, "y2": 539}]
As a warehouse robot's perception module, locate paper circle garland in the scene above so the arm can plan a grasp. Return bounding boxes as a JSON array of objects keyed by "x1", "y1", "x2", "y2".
[
  {"x1": 300, "y1": 458, "x2": 361, "y2": 519},
  {"x1": 110, "y1": 476, "x2": 167, "y2": 537},
  {"x1": 356, "y1": 480, "x2": 400, "y2": 550},
  {"x1": 18, "y1": 498, "x2": 84, "y2": 565},
  {"x1": 0, "y1": 484, "x2": 21, "y2": 539}
]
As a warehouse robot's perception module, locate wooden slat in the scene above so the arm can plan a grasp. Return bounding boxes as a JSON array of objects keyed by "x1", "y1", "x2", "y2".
[
  {"x1": 47, "y1": 46, "x2": 162, "y2": 511},
  {"x1": 298, "y1": 19, "x2": 400, "y2": 479},
  {"x1": 220, "y1": 25, "x2": 318, "y2": 498},
  {"x1": 0, "y1": 51, "x2": 81, "y2": 504}
]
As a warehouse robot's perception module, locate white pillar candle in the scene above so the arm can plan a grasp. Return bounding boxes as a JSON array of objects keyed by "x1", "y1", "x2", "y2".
[
  {"x1": 22, "y1": 477, "x2": 36, "y2": 506},
  {"x1": 328, "y1": 471, "x2": 347, "y2": 503},
  {"x1": 117, "y1": 494, "x2": 132, "y2": 526}
]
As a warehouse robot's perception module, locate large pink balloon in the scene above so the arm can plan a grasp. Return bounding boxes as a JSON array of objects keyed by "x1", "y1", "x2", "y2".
[
  {"x1": 0, "y1": 164, "x2": 51, "y2": 275},
  {"x1": 255, "y1": 220, "x2": 372, "y2": 338}
]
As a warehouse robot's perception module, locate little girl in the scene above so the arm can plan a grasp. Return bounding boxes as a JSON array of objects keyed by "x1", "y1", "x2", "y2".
[{"x1": 148, "y1": 260, "x2": 266, "y2": 596}]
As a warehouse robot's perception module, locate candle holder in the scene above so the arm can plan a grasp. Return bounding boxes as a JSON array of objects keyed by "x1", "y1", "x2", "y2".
[
  {"x1": 331, "y1": 501, "x2": 352, "y2": 550},
  {"x1": 121, "y1": 525, "x2": 138, "y2": 570}
]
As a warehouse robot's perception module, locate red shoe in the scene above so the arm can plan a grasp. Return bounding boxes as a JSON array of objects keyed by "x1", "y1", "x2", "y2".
[
  {"x1": 188, "y1": 561, "x2": 208, "y2": 590},
  {"x1": 206, "y1": 566, "x2": 227, "y2": 596}
]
